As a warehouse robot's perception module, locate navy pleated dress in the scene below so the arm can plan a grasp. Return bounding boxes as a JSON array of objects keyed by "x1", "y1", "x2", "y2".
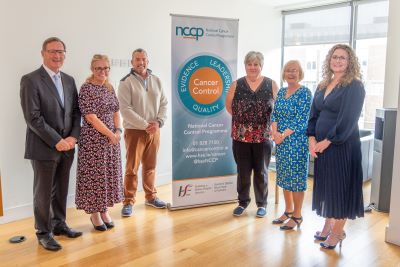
[{"x1": 307, "y1": 79, "x2": 365, "y2": 219}]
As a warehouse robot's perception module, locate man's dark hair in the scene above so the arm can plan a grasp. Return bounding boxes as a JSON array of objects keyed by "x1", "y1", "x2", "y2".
[{"x1": 42, "y1": 37, "x2": 66, "y2": 51}]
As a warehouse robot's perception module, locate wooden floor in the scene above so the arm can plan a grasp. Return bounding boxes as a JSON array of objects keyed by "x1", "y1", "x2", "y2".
[{"x1": 1, "y1": 173, "x2": 400, "y2": 267}]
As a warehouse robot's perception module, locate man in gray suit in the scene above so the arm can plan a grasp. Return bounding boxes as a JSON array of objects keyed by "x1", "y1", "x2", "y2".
[{"x1": 20, "y1": 37, "x2": 82, "y2": 251}]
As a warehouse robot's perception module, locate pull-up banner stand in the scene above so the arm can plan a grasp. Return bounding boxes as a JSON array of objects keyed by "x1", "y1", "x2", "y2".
[{"x1": 170, "y1": 14, "x2": 238, "y2": 209}]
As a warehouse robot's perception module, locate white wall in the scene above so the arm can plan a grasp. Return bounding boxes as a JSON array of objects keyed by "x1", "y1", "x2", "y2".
[
  {"x1": 0, "y1": 0, "x2": 282, "y2": 223},
  {"x1": 383, "y1": 0, "x2": 400, "y2": 108},
  {"x1": 385, "y1": 0, "x2": 400, "y2": 246}
]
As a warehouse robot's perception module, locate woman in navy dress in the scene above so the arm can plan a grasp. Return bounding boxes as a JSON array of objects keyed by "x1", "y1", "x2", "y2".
[
  {"x1": 307, "y1": 44, "x2": 365, "y2": 249},
  {"x1": 76, "y1": 55, "x2": 123, "y2": 231},
  {"x1": 271, "y1": 60, "x2": 312, "y2": 230},
  {"x1": 226, "y1": 51, "x2": 278, "y2": 218}
]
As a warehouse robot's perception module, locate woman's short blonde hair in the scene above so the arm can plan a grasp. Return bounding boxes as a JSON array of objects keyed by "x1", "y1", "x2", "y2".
[
  {"x1": 244, "y1": 51, "x2": 264, "y2": 69},
  {"x1": 281, "y1": 60, "x2": 304, "y2": 82}
]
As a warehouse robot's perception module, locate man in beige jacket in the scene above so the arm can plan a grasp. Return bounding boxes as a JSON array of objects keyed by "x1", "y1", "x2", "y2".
[{"x1": 118, "y1": 48, "x2": 168, "y2": 217}]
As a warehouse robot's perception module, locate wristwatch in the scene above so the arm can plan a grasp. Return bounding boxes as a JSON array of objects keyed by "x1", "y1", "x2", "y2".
[{"x1": 116, "y1": 128, "x2": 123, "y2": 133}]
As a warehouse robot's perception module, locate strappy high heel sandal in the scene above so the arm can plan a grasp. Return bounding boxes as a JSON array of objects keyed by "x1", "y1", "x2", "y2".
[
  {"x1": 272, "y1": 211, "x2": 293, "y2": 224},
  {"x1": 314, "y1": 223, "x2": 332, "y2": 241},
  {"x1": 320, "y1": 232, "x2": 346, "y2": 249},
  {"x1": 280, "y1": 216, "x2": 303, "y2": 230},
  {"x1": 314, "y1": 230, "x2": 330, "y2": 241}
]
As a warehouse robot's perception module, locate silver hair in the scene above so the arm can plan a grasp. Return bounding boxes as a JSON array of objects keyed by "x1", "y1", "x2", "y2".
[{"x1": 244, "y1": 51, "x2": 264, "y2": 68}]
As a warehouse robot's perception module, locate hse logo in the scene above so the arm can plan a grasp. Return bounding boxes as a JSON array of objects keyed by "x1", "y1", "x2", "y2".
[
  {"x1": 176, "y1": 26, "x2": 204, "y2": 41},
  {"x1": 178, "y1": 184, "x2": 193, "y2": 197},
  {"x1": 177, "y1": 55, "x2": 232, "y2": 116}
]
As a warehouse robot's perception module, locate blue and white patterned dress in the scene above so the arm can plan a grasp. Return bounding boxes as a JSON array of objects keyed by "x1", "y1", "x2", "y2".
[{"x1": 271, "y1": 86, "x2": 312, "y2": 192}]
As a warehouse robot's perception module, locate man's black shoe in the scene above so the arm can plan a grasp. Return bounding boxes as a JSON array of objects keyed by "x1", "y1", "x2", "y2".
[
  {"x1": 38, "y1": 236, "x2": 62, "y2": 251},
  {"x1": 53, "y1": 226, "x2": 82, "y2": 238}
]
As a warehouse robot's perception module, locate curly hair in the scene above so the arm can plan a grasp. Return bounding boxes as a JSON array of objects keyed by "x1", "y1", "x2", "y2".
[
  {"x1": 319, "y1": 44, "x2": 362, "y2": 89},
  {"x1": 86, "y1": 54, "x2": 113, "y2": 92}
]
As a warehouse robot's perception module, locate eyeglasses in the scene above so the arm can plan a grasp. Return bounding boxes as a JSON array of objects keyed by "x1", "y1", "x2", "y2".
[
  {"x1": 285, "y1": 69, "x2": 299, "y2": 73},
  {"x1": 94, "y1": 66, "x2": 111, "y2": 72},
  {"x1": 331, "y1": 55, "x2": 348, "y2": 61},
  {"x1": 46, "y1": 50, "x2": 66, "y2": 56}
]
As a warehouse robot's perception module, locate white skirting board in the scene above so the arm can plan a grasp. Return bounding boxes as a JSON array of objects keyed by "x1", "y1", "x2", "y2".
[{"x1": 0, "y1": 172, "x2": 171, "y2": 224}]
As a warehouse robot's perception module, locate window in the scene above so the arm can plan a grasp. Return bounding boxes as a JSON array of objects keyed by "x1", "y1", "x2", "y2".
[
  {"x1": 282, "y1": 0, "x2": 389, "y2": 129},
  {"x1": 355, "y1": 1, "x2": 389, "y2": 129}
]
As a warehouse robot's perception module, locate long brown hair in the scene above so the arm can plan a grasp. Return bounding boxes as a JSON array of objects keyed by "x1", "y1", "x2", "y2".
[
  {"x1": 86, "y1": 54, "x2": 113, "y2": 92},
  {"x1": 319, "y1": 44, "x2": 362, "y2": 89}
]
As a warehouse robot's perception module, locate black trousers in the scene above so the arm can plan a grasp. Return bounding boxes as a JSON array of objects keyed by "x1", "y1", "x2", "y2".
[
  {"x1": 31, "y1": 153, "x2": 74, "y2": 238},
  {"x1": 233, "y1": 140, "x2": 272, "y2": 208}
]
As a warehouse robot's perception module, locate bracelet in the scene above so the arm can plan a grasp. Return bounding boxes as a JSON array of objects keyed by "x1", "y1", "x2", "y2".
[{"x1": 115, "y1": 128, "x2": 123, "y2": 133}]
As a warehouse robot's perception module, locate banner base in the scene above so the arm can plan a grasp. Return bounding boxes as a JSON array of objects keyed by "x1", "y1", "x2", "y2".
[{"x1": 168, "y1": 199, "x2": 237, "y2": 211}]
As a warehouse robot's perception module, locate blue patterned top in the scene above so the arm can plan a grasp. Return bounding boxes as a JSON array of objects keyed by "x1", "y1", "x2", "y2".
[{"x1": 271, "y1": 86, "x2": 312, "y2": 192}]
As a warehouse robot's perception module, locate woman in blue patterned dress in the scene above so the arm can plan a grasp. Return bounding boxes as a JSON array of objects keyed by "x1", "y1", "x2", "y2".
[
  {"x1": 271, "y1": 60, "x2": 312, "y2": 230},
  {"x1": 76, "y1": 55, "x2": 123, "y2": 231}
]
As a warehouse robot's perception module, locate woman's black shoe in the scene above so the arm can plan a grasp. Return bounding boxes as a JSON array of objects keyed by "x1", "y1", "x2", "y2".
[
  {"x1": 314, "y1": 231, "x2": 329, "y2": 241},
  {"x1": 280, "y1": 216, "x2": 303, "y2": 230},
  {"x1": 320, "y1": 232, "x2": 346, "y2": 249},
  {"x1": 104, "y1": 221, "x2": 114, "y2": 229},
  {"x1": 90, "y1": 217, "x2": 107, "y2": 231},
  {"x1": 272, "y1": 211, "x2": 293, "y2": 224}
]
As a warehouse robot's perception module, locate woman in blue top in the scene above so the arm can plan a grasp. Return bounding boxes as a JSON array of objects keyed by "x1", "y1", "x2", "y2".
[
  {"x1": 271, "y1": 60, "x2": 312, "y2": 230},
  {"x1": 308, "y1": 44, "x2": 365, "y2": 249}
]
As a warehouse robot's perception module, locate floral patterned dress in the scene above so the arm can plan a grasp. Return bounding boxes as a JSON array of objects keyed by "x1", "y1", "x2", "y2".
[{"x1": 75, "y1": 82, "x2": 123, "y2": 214}]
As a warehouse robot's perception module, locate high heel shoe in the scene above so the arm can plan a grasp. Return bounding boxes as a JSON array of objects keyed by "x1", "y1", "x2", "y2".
[
  {"x1": 314, "y1": 230, "x2": 330, "y2": 241},
  {"x1": 320, "y1": 232, "x2": 346, "y2": 249},
  {"x1": 314, "y1": 223, "x2": 333, "y2": 241},
  {"x1": 100, "y1": 212, "x2": 114, "y2": 229},
  {"x1": 272, "y1": 211, "x2": 293, "y2": 224},
  {"x1": 280, "y1": 216, "x2": 303, "y2": 230},
  {"x1": 104, "y1": 221, "x2": 114, "y2": 229},
  {"x1": 90, "y1": 217, "x2": 107, "y2": 231}
]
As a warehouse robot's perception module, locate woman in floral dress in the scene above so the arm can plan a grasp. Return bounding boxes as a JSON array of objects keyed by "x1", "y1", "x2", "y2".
[{"x1": 76, "y1": 54, "x2": 123, "y2": 231}]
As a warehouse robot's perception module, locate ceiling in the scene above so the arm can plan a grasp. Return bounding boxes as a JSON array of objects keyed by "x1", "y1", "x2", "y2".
[{"x1": 252, "y1": 0, "x2": 347, "y2": 10}]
